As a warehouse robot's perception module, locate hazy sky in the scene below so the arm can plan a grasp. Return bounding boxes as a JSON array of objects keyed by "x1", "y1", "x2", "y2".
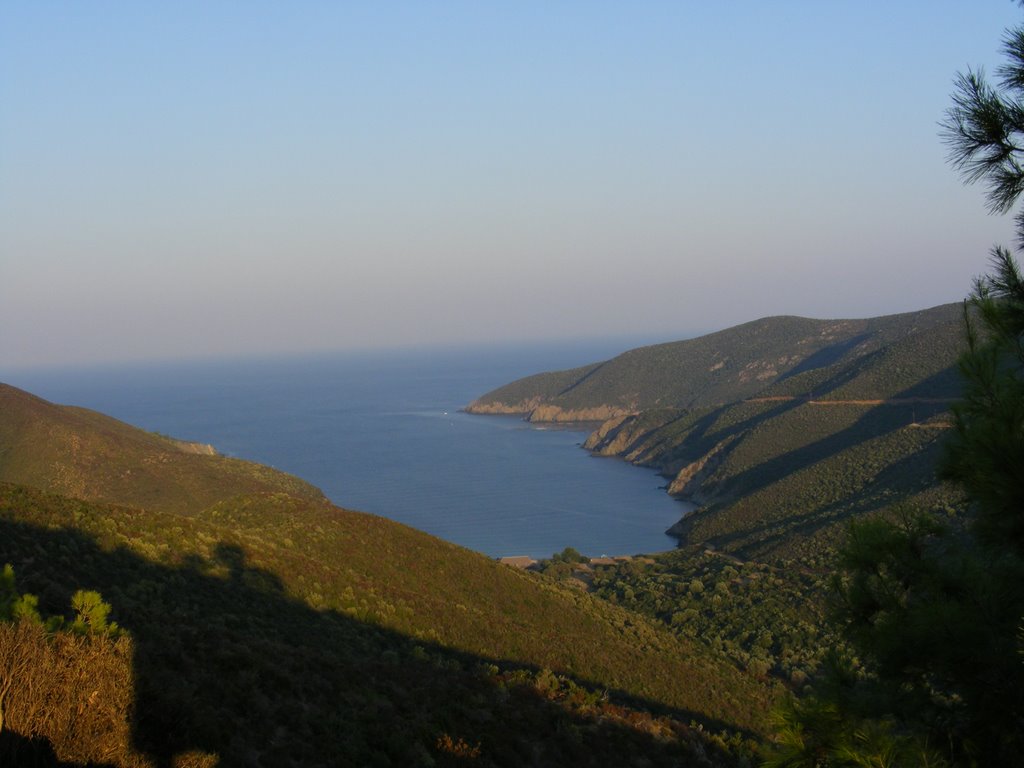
[{"x1": 3, "y1": 2, "x2": 1022, "y2": 370}]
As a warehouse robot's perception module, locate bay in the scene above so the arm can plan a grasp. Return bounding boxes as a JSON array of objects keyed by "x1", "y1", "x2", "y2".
[{"x1": 4, "y1": 341, "x2": 691, "y2": 559}]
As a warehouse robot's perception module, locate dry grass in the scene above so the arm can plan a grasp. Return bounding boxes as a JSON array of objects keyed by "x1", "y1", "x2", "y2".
[{"x1": 0, "y1": 620, "x2": 143, "y2": 766}]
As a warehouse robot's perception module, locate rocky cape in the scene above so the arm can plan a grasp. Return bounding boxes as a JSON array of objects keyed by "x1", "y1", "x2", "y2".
[{"x1": 463, "y1": 399, "x2": 633, "y2": 423}]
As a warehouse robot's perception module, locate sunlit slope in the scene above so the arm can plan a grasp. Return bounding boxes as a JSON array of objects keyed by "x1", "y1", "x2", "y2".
[
  {"x1": 0, "y1": 383, "x2": 324, "y2": 515},
  {"x1": 0, "y1": 384, "x2": 779, "y2": 764},
  {"x1": 466, "y1": 303, "x2": 961, "y2": 421},
  {"x1": 583, "y1": 314, "x2": 966, "y2": 557}
]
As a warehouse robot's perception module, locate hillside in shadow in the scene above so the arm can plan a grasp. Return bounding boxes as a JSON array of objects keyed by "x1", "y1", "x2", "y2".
[
  {"x1": 0, "y1": 730, "x2": 115, "y2": 768},
  {"x1": 581, "y1": 366, "x2": 960, "y2": 560},
  {"x1": 0, "y1": 489, "x2": 761, "y2": 767}
]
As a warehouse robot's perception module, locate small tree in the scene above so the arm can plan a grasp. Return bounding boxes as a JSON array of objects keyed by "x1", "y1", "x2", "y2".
[
  {"x1": 943, "y1": 24, "x2": 1024, "y2": 244},
  {"x1": 69, "y1": 590, "x2": 119, "y2": 636},
  {"x1": 939, "y1": 248, "x2": 1024, "y2": 550},
  {"x1": 0, "y1": 564, "x2": 42, "y2": 626},
  {"x1": 553, "y1": 546, "x2": 589, "y2": 564},
  {"x1": 0, "y1": 564, "x2": 120, "y2": 637}
]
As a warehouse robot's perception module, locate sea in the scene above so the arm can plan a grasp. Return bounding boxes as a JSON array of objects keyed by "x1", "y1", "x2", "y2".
[{"x1": 5, "y1": 341, "x2": 692, "y2": 559}]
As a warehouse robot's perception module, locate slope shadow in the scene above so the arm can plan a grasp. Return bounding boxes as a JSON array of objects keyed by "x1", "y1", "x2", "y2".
[
  {"x1": 776, "y1": 334, "x2": 871, "y2": 382},
  {"x1": 0, "y1": 516, "x2": 751, "y2": 768},
  {"x1": 675, "y1": 373, "x2": 958, "y2": 558},
  {"x1": 555, "y1": 360, "x2": 608, "y2": 399},
  {"x1": 653, "y1": 397, "x2": 808, "y2": 471},
  {"x1": 703, "y1": 370, "x2": 956, "y2": 507},
  {"x1": 716, "y1": 441, "x2": 949, "y2": 555},
  {"x1": 588, "y1": 408, "x2": 694, "y2": 464},
  {"x1": 0, "y1": 730, "x2": 113, "y2": 768}
]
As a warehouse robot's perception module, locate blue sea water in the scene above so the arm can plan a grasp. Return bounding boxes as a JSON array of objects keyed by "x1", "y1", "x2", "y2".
[{"x1": 5, "y1": 342, "x2": 691, "y2": 559}]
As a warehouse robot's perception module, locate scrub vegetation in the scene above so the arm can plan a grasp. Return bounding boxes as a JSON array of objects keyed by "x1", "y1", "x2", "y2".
[
  {"x1": 0, "y1": 385, "x2": 774, "y2": 766},
  {"x1": 589, "y1": 549, "x2": 839, "y2": 690}
]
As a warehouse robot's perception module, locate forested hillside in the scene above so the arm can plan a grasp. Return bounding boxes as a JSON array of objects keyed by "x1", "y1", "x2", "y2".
[
  {"x1": 466, "y1": 303, "x2": 960, "y2": 421},
  {"x1": 470, "y1": 305, "x2": 966, "y2": 558}
]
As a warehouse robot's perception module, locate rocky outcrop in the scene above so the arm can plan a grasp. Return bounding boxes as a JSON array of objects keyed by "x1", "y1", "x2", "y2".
[
  {"x1": 526, "y1": 404, "x2": 632, "y2": 423},
  {"x1": 172, "y1": 439, "x2": 217, "y2": 456},
  {"x1": 667, "y1": 436, "x2": 736, "y2": 498},
  {"x1": 582, "y1": 415, "x2": 634, "y2": 452},
  {"x1": 463, "y1": 398, "x2": 543, "y2": 416},
  {"x1": 583, "y1": 414, "x2": 664, "y2": 458},
  {"x1": 465, "y1": 399, "x2": 632, "y2": 423}
]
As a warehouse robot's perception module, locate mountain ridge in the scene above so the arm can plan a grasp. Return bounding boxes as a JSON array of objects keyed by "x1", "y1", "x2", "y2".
[
  {"x1": 466, "y1": 303, "x2": 962, "y2": 421},
  {"x1": 0, "y1": 382, "x2": 326, "y2": 517}
]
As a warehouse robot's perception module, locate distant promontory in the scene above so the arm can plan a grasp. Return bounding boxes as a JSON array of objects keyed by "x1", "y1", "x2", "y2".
[{"x1": 467, "y1": 303, "x2": 966, "y2": 560}]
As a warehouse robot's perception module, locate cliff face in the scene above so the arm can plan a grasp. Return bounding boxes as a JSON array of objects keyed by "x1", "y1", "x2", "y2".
[
  {"x1": 464, "y1": 400, "x2": 633, "y2": 423},
  {"x1": 464, "y1": 362, "x2": 604, "y2": 420},
  {"x1": 666, "y1": 436, "x2": 736, "y2": 498},
  {"x1": 462, "y1": 398, "x2": 541, "y2": 417},
  {"x1": 527, "y1": 404, "x2": 633, "y2": 423},
  {"x1": 582, "y1": 409, "x2": 687, "y2": 462}
]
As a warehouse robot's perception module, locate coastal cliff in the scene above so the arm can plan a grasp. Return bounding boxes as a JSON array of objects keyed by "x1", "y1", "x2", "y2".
[{"x1": 464, "y1": 399, "x2": 633, "y2": 423}]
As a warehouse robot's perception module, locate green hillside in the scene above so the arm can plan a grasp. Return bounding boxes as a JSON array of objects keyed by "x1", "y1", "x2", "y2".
[
  {"x1": 470, "y1": 305, "x2": 967, "y2": 558},
  {"x1": 0, "y1": 301, "x2": 972, "y2": 764},
  {"x1": 0, "y1": 383, "x2": 324, "y2": 516},
  {"x1": 0, "y1": 384, "x2": 775, "y2": 766},
  {"x1": 466, "y1": 303, "x2": 961, "y2": 421}
]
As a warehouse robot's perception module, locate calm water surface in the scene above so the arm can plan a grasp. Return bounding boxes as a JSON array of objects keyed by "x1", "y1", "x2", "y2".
[{"x1": 6, "y1": 343, "x2": 690, "y2": 558}]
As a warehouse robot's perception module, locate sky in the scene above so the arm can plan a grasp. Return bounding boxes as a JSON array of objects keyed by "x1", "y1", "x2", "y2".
[{"x1": 3, "y1": 2, "x2": 1023, "y2": 370}]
